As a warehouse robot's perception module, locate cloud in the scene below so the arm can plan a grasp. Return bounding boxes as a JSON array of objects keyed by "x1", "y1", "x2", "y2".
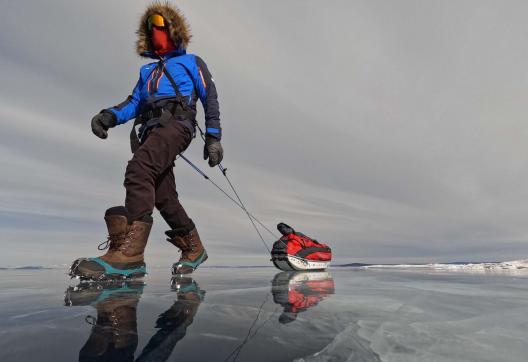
[{"x1": 1, "y1": 0, "x2": 528, "y2": 266}]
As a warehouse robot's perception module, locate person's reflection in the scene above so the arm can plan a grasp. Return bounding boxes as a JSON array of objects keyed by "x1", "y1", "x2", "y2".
[
  {"x1": 135, "y1": 276, "x2": 205, "y2": 361},
  {"x1": 64, "y1": 281, "x2": 144, "y2": 362},
  {"x1": 271, "y1": 271, "x2": 335, "y2": 324},
  {"x1": 64, "y1": 276, "x2": 204, "y2": 362}
]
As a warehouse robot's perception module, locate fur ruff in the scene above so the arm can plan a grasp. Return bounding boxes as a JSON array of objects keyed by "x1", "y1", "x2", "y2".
[{"x1": 136, "y1": 1, "x2": 192, "y2": 57}]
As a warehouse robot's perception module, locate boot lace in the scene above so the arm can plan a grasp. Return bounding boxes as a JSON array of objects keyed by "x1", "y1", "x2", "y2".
[
  {"x1": 180, "y1": 233, "x2": 197, "y2": 261},
  {"x1": 120, "y1": 226, "x2": 137, "y2": 253},
  {"x1": 98, "y1": 232, "x2": 126, "y2": 251},
  {"x1": 85, "y1": 315, "x2": 96, "y2": 325}
]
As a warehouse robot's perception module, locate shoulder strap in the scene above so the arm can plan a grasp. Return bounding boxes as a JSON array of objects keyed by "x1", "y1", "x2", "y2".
[
  {"x1": 163, "y1": 60, "x2": 198, "y2": 99},
  {"x1": 162, "y1": 66, "x2": 181, "y2": 95},
  {"x1": 161, "y1": 63, "x2": 197, "y2": 119}
]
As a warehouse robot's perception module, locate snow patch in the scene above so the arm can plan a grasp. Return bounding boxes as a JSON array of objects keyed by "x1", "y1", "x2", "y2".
[{"x1": 363, "y1": 259, "x2": 528, "y2": 271}]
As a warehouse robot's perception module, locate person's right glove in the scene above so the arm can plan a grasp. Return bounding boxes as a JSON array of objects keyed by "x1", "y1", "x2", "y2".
[
  {"x1": 203, "y1": 136, "x2": 223, "y2": 167},
  {"x1": 91, "y1": 111, "x2": 117, "y2": 139}
]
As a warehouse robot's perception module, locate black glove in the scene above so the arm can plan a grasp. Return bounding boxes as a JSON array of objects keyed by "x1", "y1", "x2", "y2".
[
  {"x1": 91, "y1": 111, "x2": 117, "y2": 139},
  {"x1": 203, "y1": 136, "x2": 223, "y2": 167}
]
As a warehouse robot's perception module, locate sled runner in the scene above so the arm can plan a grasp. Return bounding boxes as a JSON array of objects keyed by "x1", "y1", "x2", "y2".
[{"x1": 271, "y1": 223, "x2": 332, "y2": 271}]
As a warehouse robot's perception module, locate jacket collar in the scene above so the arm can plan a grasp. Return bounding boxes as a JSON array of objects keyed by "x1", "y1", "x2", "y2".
[{"x1": 142, "y1": 49, "x2": 187, "y2": 60}]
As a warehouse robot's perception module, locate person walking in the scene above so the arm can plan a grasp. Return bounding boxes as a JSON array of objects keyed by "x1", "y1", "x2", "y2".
[{"x1": 70, "y1": 2, "x2": 223, "y2": 280}]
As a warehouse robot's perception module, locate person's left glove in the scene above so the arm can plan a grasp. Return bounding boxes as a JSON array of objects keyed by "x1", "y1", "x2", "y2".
[
  {"x1": 91, "y1": 111, "x2": 117, "y2": 139},
  {"x1": 203, "y1": 136, "x2": 223, "y2": 167}
]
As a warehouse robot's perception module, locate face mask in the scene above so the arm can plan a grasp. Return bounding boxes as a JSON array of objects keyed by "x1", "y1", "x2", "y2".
[{"x1": 151, "y1": 26, "x2": 176, "y2": 55}]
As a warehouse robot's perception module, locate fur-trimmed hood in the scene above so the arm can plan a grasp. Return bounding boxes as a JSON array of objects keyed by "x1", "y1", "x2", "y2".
[{"x1": 136, "y1": 2, "x2": 192, "y2": 57}]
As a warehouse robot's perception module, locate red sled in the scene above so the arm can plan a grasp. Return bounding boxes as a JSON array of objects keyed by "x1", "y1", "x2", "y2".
[{"x1": 271, "y1": 223, "x2": 332, "y2": 271}]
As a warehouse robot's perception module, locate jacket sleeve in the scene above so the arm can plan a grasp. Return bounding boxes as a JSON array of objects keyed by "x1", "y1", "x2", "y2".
[
  {"x1": 106, "y1": 75, "x2": 143, "y2": 125},
  {"x1": 192, "y1": 56, "x2": 221, "y2": 139}
]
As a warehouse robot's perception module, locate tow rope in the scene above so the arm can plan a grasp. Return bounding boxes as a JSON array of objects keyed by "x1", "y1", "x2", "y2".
[{"x1": 178, "y1": 125, "x2": 277, "y2": 253}]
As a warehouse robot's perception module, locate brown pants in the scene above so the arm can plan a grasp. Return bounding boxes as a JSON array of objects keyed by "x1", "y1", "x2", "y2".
[{"x1": 124, "y1": 120, "x2": 195, "y2": 233}]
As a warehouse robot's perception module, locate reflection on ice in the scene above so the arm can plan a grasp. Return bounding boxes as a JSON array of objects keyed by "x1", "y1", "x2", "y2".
[
  {"x1": 271, "y1": 271, "x2": 335, "y2": 324},
  {"x1": 1, "y1": 267, "x2": 527, "y2": 361},
  {"x1": 65, "y1": 277, "x2": 204, "y2": 362},
  {"x1": 222, "y1": 271, "x2": 337, "y2": 361},
  {"x1": 65, "y1": 281, "x2": 143, "y2": 360},
  {"x1": 63, "y1": 271, "x2": 338, "y2": 362},
  {"x1": 137, "y1": 277, "x2": 204, "y2": 361}
]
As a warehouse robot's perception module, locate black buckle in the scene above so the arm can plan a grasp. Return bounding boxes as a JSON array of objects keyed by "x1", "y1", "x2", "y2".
[{"x1": 142, "y1": 108, "x2": 162, "y2": 122}]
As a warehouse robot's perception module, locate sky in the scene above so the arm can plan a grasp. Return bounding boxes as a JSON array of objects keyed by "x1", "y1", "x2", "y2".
[{"x1": 1, "y1": 0, "x2": 528, "y2": 267}]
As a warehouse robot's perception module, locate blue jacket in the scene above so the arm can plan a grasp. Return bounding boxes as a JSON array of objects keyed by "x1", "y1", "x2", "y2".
[{"x1": 107, "y1": 50, "x2": 221, "y2": 139}]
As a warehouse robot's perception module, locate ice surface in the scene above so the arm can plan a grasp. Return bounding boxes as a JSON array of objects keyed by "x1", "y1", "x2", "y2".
[{"x1": 0, "y1": 266, "x2": 527, "y2": 361}]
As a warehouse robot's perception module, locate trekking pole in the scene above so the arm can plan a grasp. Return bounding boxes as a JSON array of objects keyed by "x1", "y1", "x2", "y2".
[
  {"x1": 178, "y1": 155, "x2": 276, "y2": 237},
  {"x1": 178, "y1": 154, "x2": 276, "y2": 252},
  {"x1": 214, "y1": 161, "x2": 272, "y2": 251}
]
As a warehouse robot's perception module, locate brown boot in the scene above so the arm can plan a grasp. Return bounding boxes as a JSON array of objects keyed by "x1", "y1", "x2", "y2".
[
  {"x1": 69, "y1": 208, "x2": 152, "y2": 280},
  {"x1": 166, "y1": 228, "x2": 208, "y2": 275}
]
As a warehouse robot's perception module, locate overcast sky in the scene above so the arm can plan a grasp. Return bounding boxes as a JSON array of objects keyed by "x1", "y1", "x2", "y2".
[{"x1": 1, "y1": 0, "x2": 527, "y2": 267}]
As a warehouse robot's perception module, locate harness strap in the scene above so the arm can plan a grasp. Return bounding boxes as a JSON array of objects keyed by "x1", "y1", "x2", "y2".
[
  {"x1": 162, "y1": 66, "x2": 182, "y2": 94},
  {"x1": 130, "y1": 117, "x2": 142, "y2": 153},
  {"x1": 129, "y1": 63, "x2": 197, "y2": 153}
]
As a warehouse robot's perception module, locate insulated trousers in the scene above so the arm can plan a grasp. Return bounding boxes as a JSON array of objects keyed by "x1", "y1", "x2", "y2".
[{"x1": 124, "y1": 119, "x2": 195, "y2": 233}]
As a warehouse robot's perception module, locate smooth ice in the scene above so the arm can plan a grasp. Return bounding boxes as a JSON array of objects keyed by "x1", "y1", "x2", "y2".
[{"x1": 1, "y1": 266, "x2": 528, "y2": 362}]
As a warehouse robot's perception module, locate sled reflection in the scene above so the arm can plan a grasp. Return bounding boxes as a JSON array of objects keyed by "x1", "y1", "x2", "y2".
[
  {"x1": 271, "y1": 271, "x2": 335, "y2": 324},
  {"x1": 64, "y1": 277, "x2": 204, "y2": 362}
]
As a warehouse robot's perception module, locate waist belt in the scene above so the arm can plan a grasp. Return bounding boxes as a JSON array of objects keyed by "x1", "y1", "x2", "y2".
[{"x1": 130, "y1": 104, "x2": 196, "y2": 153}]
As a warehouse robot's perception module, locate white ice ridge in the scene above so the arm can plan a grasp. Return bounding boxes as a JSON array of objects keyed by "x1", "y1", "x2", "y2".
[{"x1": 363, "y1": 259, "x2": 528, "y2": 271}]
